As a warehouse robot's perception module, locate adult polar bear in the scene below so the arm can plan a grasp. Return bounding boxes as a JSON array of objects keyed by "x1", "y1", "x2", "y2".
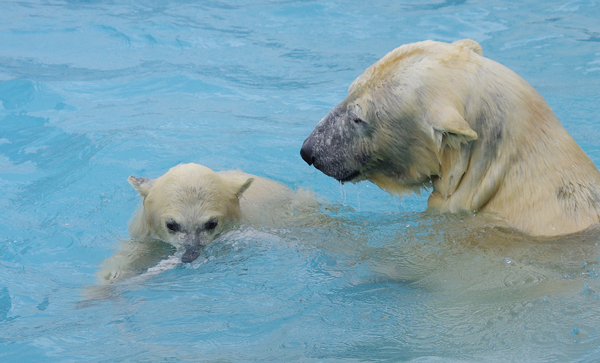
[{"x1": 300, "y1": 39, "x2": 600, "y2": 236}]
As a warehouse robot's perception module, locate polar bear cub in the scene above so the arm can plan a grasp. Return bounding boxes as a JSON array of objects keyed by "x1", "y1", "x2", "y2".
[{"x1": 97, "y1": 163, "x2": 315, "y2": 284}]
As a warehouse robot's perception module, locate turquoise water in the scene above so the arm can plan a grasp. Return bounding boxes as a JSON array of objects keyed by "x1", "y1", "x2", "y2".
[{"x1": 1, "y1": 1, "x2": 600, "y2": 362}]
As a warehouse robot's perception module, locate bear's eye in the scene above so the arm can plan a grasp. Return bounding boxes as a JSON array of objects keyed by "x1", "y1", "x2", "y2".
[
  {"x1": 205, "y1": 218, "x2": 218, "y2": 231},
  {"x1": 352, "y1": 118, "x2": 364, "y2": 125},
  {"x1": 165, "y1": 219, "x2": 180, "y2": 233}
]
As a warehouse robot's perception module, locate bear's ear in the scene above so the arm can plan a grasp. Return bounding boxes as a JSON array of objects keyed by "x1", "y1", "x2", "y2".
[
  {"x1": 128, "y1": 176, "x2": 155, "y2": 198},
  {"x1": 431, "y1": 107, "x2": 478, "y2": 150},
  {"x1": 235, "y1": 178, "x2": 254, "y2": 198},
  {"x1": 452, "y1": 39, "x2": 483, "y2": 56}
]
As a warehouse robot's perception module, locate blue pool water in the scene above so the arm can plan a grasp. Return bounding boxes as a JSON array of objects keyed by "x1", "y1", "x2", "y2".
[{"x1": 1, "y1": 0, "x2": 600, "y2": 362}]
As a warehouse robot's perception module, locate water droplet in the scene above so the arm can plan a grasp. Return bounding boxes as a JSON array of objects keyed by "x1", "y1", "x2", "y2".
[
  {"x1": 356, "y1": 183, "x2": 361, "y2": 212},
  {"x1": 339, "y1": 181, "x2": 347, "y2": 205}
]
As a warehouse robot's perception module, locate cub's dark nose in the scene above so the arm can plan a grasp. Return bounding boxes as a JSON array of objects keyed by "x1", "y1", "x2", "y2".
[
  {"x1": 300, "y1": 139, "x2": 315, "y2": 166},
  {"x1": 181, "y1": 247, "x2": 201, "y2": 263}
]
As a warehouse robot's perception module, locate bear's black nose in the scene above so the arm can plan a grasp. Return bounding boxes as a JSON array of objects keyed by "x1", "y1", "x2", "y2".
[
  {"x1": 300, "y1": 142, "x2": 315, "y2": 166},
  {"x1": 181, "y1": 246, "x2": 201, "y2": 263}
]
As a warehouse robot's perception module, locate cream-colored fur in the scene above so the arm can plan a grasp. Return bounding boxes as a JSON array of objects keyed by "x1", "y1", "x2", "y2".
[
  {"x1": 301, "y1": 39, "x2": 600, "y2": 236},
  {"x1": 96, "y1": 163, "x2": 316, "y2": 285}
]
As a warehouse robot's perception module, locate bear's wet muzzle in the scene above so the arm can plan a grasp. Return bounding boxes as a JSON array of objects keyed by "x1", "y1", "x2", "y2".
[
  {"x1": 181, "y1": 246, "x2": 201, "y2": 263},
  {"x1": 180, "y1": 233, "x2": 211, "y2": 263},
  {"x1": 301, "y1": 134, "x2": 361, "y2": 183}
]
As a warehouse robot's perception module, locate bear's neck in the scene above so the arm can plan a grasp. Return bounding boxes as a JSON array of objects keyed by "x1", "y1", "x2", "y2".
[{"x1": 430, "y1": 66, "x2": 600, "y2": 236}]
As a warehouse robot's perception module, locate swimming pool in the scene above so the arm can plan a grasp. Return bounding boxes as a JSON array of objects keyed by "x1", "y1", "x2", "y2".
[{"x1": 1, "y1": 0, "x2": 599, "y2": 361}]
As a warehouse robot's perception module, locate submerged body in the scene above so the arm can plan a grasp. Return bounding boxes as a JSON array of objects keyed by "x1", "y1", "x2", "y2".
[{"x1": 301, "y1": 39, "x2": 600, "y2": 236}]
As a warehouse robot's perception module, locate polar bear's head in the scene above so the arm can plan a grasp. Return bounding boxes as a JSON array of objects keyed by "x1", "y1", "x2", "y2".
[
  {"x1": 128, "y1": 163, "x2": 253, "y2": 263},
  {"x1": 300, "y1": 39, "x2": 481, "y2": 196}
]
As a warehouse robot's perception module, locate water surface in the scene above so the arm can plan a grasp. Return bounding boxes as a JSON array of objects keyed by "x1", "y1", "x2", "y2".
[{"x1": 1, "y1": 1, "x2": 600, "y2": 362}]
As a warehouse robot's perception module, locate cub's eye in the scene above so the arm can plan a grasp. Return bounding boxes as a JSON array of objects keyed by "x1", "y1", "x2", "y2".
[
  {"x1": 165, "y1": 219, "x2": 180, "y2": 233},
  {"x1": 353, "y1": 118, "x2": 364, "y2": 125},
  {"x1": 205, "y1": 218, "x2": 218, "y2": 231}
]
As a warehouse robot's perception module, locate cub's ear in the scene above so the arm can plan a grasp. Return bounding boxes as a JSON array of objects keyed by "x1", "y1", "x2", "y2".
[
  {"x1": 235, "y1": 178, "x2": 254, "y2": 198},
  {"x1": 128, "y1": 176, "x2": 155, "y2": 198},
  {"x1": 431, "y1": 106, "x2": 478, "y2": 150}
]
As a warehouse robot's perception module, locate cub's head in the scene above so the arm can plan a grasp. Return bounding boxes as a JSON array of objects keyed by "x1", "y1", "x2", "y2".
[
  {"x1": 128, "y1": 163, "x2": 253, "y2": 263},
  {"x1": 300, "y1": 39, "x2": 480, "y2": 195}
]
